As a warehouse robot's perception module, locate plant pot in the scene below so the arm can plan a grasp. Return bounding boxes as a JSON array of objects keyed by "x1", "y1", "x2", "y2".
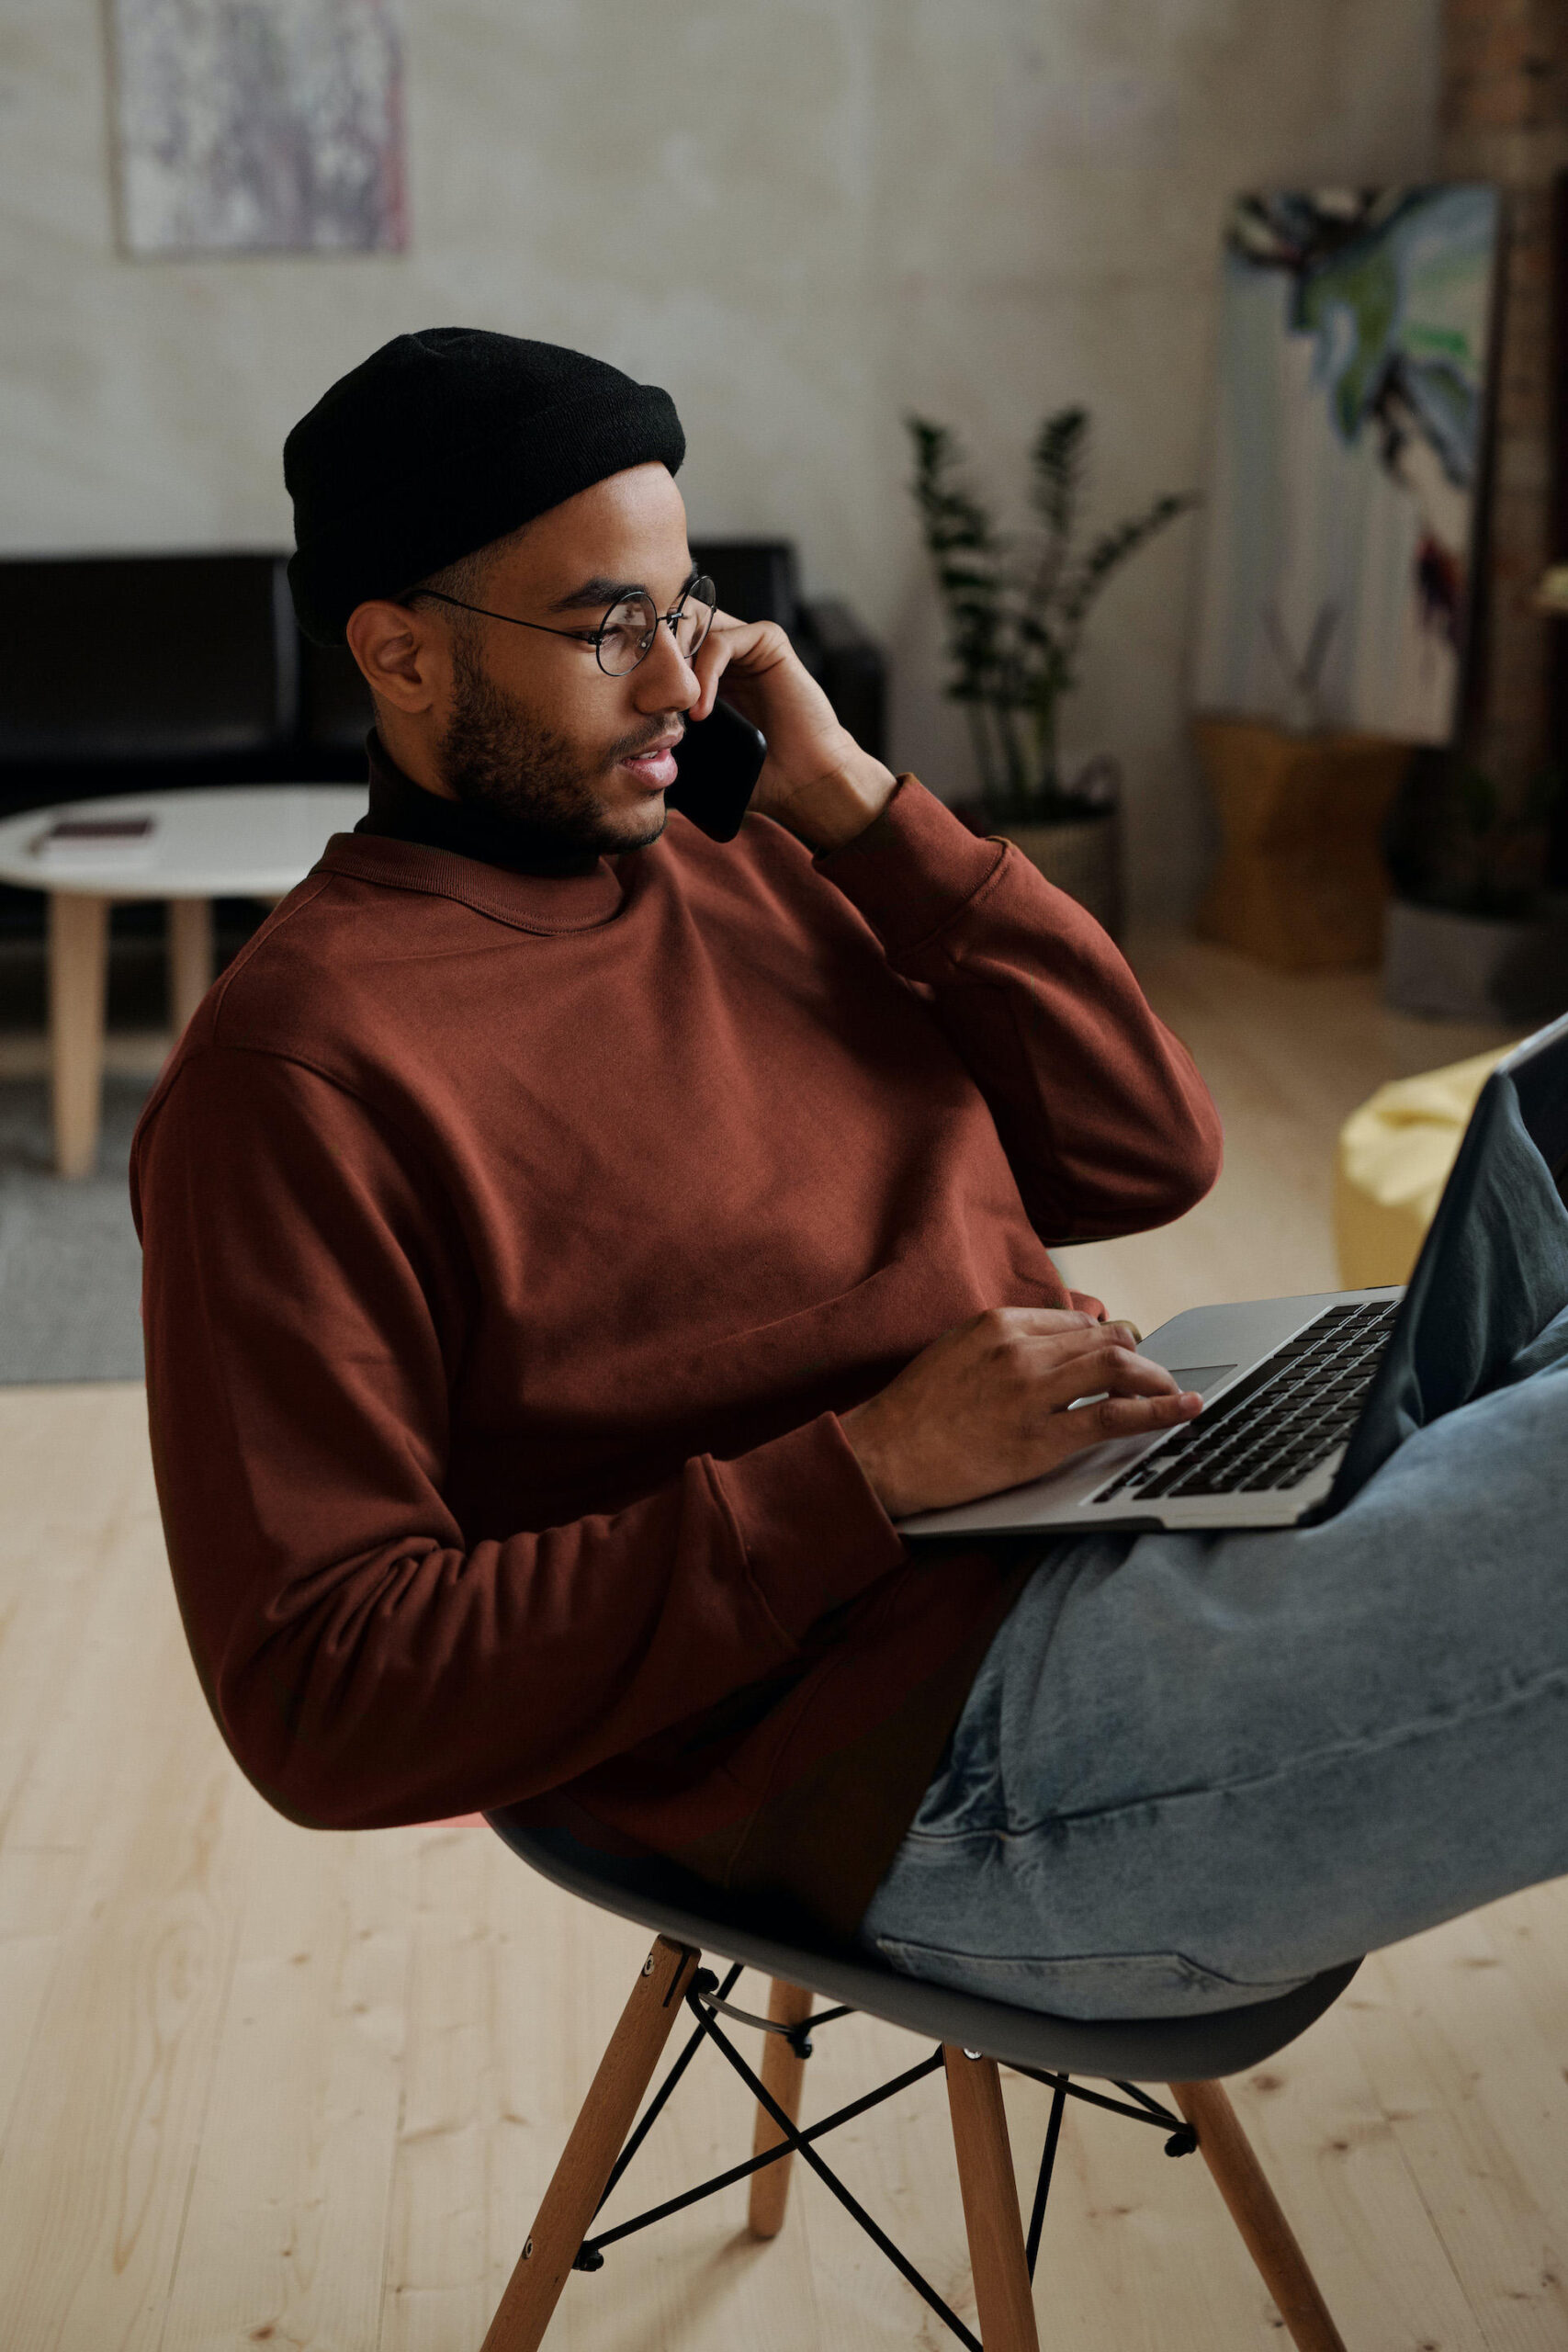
[
  {"x1": 1382, "y1": 895, "x2": 1568, "y2": 1023},
  {"x1": 953, "y1": 804, "x2": 1123, "y2": 939},
  {"x1": 1191, "y1": 716, "x2": 1411, "y2": 970}
]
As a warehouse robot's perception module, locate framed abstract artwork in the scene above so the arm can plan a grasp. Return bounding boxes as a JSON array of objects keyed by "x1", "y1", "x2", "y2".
[
  {"x1": 1194, "y1": 187, "x2": 1502, "y2": 745},
  {"x1": 108, "y1": 0, "x2": 408, "y2": 256}
]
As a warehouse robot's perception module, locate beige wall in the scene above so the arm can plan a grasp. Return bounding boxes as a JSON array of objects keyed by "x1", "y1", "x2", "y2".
[{"x1": 0, "y1": 0, "x2": 1438, "y2": 919}]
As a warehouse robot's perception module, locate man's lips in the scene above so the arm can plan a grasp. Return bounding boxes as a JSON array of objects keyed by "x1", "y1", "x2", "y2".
[{"x1": 618, "y1": 734, "x2": 682, "y2": 791}]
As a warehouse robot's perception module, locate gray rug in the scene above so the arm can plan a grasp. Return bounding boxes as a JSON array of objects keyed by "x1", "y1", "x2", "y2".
[{"x1": 0, "y1": 1076, "x2": 152, "y2": 1382}]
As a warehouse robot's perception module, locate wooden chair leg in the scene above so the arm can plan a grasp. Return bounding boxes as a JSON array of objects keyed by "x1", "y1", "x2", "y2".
[
  {"x1": 1169, "y1": 2079, "x2": 1348, "y2": 2352},
  {"x1": 167, "y1": 894, "x2": 215, "y2": 1035},
  {"x1": 746, "y1": 1977, "x2": 816, "y2": 2239},
  {"x1": 944, "y1": 2047, "x2": 1041, "y2": 2352},
  {"x1": 479, "y1": 1937, "x2": 702, "y2": 2352},
  {"x1": 49, "y1": 890, "x2": 109, "y2": 1180}
]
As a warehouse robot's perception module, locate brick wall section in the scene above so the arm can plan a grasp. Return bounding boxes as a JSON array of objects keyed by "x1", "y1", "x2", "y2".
[{"x1": 1440, "y1": 0, "x2": 1568, "y2": 789}]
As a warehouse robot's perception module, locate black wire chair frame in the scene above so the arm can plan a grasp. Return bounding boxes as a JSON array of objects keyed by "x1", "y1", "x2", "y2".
[{"x1": 563, "y1": 1957, "x2": 1207, "y2": 2352}]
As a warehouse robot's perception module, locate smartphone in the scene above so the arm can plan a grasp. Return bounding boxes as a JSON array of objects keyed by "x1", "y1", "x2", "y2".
[{"x1": 665, "y1": 697, "x2": 766, "y2": 842}]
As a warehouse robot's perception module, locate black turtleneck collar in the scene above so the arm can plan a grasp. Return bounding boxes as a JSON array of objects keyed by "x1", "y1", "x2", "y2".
[{"x1": 355, "y1": 730, "x2": 604, "y2": 878}]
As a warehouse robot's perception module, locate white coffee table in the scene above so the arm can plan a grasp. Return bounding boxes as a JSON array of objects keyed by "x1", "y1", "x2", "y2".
[{"x1": 0, "y1": 784, "x2": 367, "y2": 1178}]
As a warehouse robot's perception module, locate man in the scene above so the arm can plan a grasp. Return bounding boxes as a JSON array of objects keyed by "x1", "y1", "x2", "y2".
[
  {"x1": 136, "y1": 332, "x2": 1568, "y2": 2018},
  {"x1": 130, "y1": 328, "x2": 1221, "y2": 1948}
]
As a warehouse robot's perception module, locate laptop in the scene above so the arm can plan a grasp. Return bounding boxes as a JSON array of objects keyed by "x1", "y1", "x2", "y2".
[{"x1": 897, "y1": 1008, "x2": 1568, "y2": 1541}]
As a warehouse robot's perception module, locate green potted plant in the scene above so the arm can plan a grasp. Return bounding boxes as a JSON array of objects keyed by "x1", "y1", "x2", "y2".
[{"x1": 907, "y1": 407, "x2": 1195, "y2": 934}]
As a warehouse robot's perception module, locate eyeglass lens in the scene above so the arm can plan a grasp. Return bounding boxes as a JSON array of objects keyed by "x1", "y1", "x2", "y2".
[{"x1": 595, "y1": 575, "x2": 716, "y2": 676}]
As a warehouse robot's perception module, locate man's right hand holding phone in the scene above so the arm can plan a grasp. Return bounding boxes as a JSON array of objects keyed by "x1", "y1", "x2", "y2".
[{"x1": 689, "y1": 608, "x2": 898, "y2": 854}]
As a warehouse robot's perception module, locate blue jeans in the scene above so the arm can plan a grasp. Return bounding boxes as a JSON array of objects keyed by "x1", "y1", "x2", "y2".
[{"x1": 862, "y1": 1098, "x2": 1568, "y2": 2019}]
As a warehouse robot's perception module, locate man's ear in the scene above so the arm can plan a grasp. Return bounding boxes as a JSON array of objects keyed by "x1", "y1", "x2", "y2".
[{"x1": 344, "y1": 598, "x2": 447, "y2": 716}]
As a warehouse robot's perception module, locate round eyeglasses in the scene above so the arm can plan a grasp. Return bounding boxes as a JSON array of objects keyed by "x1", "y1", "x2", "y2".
[{"x1": 410, "y1": 575, "x2": 718, "y2": 678}]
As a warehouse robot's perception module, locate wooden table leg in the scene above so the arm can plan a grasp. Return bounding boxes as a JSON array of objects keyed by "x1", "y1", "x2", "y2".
[
  {"x1": 747, "y1": 1978, "x2": 815, "y2": 2239},
  {"x1": 479, "y1": 1939, "x2": 702, "y2": 2352},
  {"x1": 49, "y1": 891, "x2": 109, "y2": 1181},
  {"x1": 944, "y1": 2047, "x2": 1041, "y2": 2352},
  {"x1": 167, "y1": 896, "x2": 214, "y2": 1035},
  {"x1": 1169, "y1": 2080, "x2": 1348, "y2": 2352}
]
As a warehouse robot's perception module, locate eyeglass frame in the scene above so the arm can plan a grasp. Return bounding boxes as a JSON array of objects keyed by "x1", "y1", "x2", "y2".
[{"x1": 404, "y1": 572, "x2": 717, "y2": 678}]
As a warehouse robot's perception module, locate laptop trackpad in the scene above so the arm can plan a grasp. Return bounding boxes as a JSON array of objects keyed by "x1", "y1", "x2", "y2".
[
  {"x1": 1168, "y1": 1363, "x2": 1238, "y2": 1396},
  {"x1": 1070, "y1": 1362, "x2": 1239, "y2": 1417}
]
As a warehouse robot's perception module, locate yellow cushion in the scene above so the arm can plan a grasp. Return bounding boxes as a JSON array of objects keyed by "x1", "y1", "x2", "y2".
[{"x1": 1334, "y1": 1048, "x2": 1509, "y2": 1288}]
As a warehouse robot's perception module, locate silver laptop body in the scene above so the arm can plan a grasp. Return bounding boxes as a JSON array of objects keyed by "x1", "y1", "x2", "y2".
[
  {"x1": 897, "y1": 1286, "x2": 1404, "y2": 1538},
  {"x1": 898, "y1": 1007, "x2": 1568, "y2": 1543}
]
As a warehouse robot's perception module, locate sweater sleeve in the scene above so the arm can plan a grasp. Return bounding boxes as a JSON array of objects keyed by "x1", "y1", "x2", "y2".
[
  {"x1": 130, "y1": 1047, "x2": 907, "y2": 1833},
  {"x1": 816, "y1": 777, "x2": 1224, "y2": 1244}
]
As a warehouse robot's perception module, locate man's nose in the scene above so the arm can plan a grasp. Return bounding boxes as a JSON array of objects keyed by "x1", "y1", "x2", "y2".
[{"x1": 633, "y1": 623, "x2": 700, "y2": 712}]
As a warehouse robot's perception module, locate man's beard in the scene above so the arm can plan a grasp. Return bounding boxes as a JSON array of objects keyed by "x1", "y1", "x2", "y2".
[{"x1": 437, "y1": 633, "x2": 680, "y2": 857}]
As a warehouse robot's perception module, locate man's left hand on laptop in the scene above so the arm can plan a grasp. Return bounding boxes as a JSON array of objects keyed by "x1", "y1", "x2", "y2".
[{"x1": 839, "y1": 1306, "x2": 1202, "y2": 1521}]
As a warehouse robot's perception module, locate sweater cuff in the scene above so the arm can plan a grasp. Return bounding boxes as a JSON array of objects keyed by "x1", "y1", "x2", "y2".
[
  {"x1": 713, "y1": 1411, "x2": 908, "y2": 1645},
  {"x1": 814, "y1": 775, "x2": 1006, "y2": 959}
]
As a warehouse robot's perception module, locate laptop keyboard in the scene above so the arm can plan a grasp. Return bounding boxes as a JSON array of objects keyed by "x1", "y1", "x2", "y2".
[{"x1": 1090, "y1": 1298, "x2": 1401, "y2": 1506}]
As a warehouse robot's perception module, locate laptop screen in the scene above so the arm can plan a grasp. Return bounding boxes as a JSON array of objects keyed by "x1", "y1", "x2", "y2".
[
  {"x1": 1503, "y1": 1012, "x2": 1568, "y2": 1208},
  {"x1": 1321, "y1": 1008, "x2": 1568, "y2": 1517}
]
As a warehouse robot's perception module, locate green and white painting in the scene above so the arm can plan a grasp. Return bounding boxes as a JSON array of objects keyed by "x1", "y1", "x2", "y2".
[{"x1": 1194, "y1": 187, "x2": 1501, "y2": 745}]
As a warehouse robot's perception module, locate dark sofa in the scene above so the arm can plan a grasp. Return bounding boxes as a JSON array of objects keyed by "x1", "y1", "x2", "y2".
[{"x1": 0, "y1": 542, "x2": 886, "y2": 941}]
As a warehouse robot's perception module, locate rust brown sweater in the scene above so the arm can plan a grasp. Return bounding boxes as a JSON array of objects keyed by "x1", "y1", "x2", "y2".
[{"x1": 130, "y1": 766, "x2": 1222, "y2": 1931}]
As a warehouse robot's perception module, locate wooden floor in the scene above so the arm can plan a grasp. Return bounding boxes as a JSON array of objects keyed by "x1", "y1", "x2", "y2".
[{"x1": 3, "y1": 935, "x2": 1566, "y2": 2352}]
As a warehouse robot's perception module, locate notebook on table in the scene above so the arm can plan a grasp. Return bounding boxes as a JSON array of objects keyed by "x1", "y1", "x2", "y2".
[{"x1": 29, "y1": 813, "x2": 158, "y2": 865}]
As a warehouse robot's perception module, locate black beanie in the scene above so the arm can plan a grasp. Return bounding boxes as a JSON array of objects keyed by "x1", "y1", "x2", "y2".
[{"x1": 284, "y1": 328, "x2": 685, "y2": 645}]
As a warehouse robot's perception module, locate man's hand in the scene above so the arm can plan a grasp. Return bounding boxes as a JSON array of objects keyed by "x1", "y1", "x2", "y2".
[
  {"x1": 839, "y1": 1307, "x2": 1201, "y2": 1521},
  {"x1": 690, "y1": 609, "x2": 897, "y2": 852}
]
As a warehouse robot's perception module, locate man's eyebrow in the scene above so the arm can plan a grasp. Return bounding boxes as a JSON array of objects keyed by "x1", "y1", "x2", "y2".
[
  {"x1": 547, "y1": 565, "x2": 701, "y2": 615},
  {"x1": 548, "y1": 575, "x2": 632, "y2": 613}
]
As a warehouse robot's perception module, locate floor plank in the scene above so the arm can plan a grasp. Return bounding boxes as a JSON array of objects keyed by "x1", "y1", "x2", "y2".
[
  {"x1": 1346, "y1": 1917, "x2": 1568, "y2": 2349},
  {"x1": 1220, "y1": 2002, "x2": 1489, "y2": 2352},
  {"x1": 159, "y1": 1816, "x2": 413, "y2": 2352},
  {"x1": 0, "y1": 1617, "x2": 245, "y2": 2351}
]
